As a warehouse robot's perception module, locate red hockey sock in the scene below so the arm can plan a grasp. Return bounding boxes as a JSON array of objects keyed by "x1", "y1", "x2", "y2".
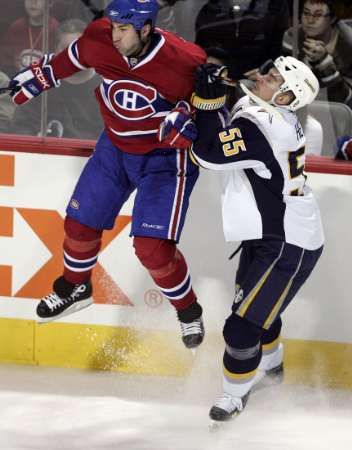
[
  {"x1": 134, "y1": 237, "x2": 197, "y2": 311},
  {"x1": 151, "y1": 249, "x2": 196, "y2": 310},
  {"x1": 63, "y1": 217, "x2": 102, "y2": 285}
]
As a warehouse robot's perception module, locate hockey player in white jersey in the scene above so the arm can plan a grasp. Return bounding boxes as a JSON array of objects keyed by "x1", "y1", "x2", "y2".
[{"x1": 159, "y1": 56, "x2": 324, "y2": 423}]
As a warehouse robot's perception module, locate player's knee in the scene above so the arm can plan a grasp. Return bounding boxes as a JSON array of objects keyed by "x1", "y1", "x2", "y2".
[
  {"x1": 262, "y1": 317, "x2": 282, "y2": 345},
  {"x1": 64, "y1": 216, "x2": 102, "y2": 252},
  {"x1": 133, "y1": 236, "x2": 176, "y2": 270},
  {"x1": 223, "y1": 313, "x2": 262, "y2": 349}
]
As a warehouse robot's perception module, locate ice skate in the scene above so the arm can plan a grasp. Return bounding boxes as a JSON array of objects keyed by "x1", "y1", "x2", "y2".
[
  {"x1": 36, "y1": 276, "x2": 93, "y2": 323},
  {"x1": 209, "y1": 391, "x2": 250, "y2": 430},
  {"x1": 177, "y1": 302, "x2": 204, "y2": 349}
]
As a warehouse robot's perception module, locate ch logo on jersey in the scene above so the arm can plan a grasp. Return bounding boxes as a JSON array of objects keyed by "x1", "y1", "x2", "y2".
[{"x1": 107, "y1": 80, "x2": 157, "y2": 121}]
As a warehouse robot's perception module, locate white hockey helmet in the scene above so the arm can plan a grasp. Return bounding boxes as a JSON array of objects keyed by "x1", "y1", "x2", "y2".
[{"x1": 271, "y1": 56, "x2": 319, "y2": 111}]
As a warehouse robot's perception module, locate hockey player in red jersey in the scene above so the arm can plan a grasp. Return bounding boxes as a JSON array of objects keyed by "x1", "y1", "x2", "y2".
[{"x1": 9, "y1": 0, "x2": 206, "y2": 349}]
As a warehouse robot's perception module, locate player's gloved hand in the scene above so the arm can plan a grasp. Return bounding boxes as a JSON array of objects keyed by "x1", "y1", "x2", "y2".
[
  {"x1": 9, "y1": 54, "x2": 60, "y2": 105},
  {"x1": 335, "y1": 135, "x2": 352, "y2": 160},
  {"x1": 158, "y1": 101, "x2": 197, "y2": 149},
  {"x1": 191, "y1": 63, "x2": 228, "y2": 111}
]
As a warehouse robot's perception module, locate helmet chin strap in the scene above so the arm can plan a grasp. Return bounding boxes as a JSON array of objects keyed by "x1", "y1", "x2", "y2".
[{"x1": 239, "y1": 83, "x2": 284, "y2": 119}]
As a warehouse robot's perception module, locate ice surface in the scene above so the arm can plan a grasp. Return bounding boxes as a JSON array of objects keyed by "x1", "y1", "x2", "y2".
[{"x1": 0, "y1": 362, "x2": 351, "y2": 450}]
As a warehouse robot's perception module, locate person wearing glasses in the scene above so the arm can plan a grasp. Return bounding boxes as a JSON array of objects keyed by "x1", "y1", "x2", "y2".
[{"x1": 282, "y1": 0, "x2": 352, "y2": 108}]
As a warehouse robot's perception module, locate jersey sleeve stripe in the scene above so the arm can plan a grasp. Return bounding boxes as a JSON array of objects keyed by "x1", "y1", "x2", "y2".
[{"x1": 68, "y1": 40, "x2": 88, "y2": 70}]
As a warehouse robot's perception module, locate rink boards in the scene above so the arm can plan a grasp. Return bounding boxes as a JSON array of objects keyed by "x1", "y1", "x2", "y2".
[{"x1": 1, "y1": 139, "x2": 352, "y2": 388}]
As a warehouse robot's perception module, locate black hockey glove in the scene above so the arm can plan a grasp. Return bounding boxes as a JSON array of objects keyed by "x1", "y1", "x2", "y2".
[{"x1": 191, "y1": 63, "x2": 228, "y2": 111}]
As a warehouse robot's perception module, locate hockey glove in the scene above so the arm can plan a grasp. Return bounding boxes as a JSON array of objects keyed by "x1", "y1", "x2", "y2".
[
  {"x1": 335, "y1": 135, "x2": 352, "y2": 161},
  {"x1": 9, "y1": 54, "x2": 60, "y2": 105},
  {"x1": 191, "y1": 63, "x2": 228, "y2": 111},
  {"x1": 158, "y1": 101, "x2": 198, "y2": 149}
]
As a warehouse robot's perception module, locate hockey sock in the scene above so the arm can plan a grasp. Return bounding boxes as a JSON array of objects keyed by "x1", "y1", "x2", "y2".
[
  {"x1": 63, "y1": 216, "x2": 102, "y2": 285},
  {"x1": 152, "y1": 249, "x2": 197, "y2": 312},
  {"x1": 222, "y1": 315, "x2": 263, "y2": 396},
  {"x1": 134, "y1": 237, "x2": 198, "y2": 312}
]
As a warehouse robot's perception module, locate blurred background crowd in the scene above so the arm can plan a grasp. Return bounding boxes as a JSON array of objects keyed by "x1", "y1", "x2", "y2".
[{"x1": 0, "y1": 0, "x2": 351, "y2": 158}]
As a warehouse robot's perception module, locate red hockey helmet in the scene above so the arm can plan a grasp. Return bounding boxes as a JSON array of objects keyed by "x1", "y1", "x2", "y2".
[{"x1": 105, "y1": 0, "x2": 159, "y2": 30}]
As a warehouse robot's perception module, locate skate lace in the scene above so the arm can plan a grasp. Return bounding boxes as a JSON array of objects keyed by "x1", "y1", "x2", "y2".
[
  {"x1": 214, "y1": 393, "x2": 244, "y2": 414},
  {"x1": 180, "y1": 318, "x2": 202, "y2": 337},
  {"x1": 42, "y1": 292, "x2": 67, "y2": 311},
  {"x1": 43, "y1": 285, "x2": 87, "y2": 311}
]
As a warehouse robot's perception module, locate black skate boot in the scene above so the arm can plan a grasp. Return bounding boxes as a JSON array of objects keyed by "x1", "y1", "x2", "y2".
[
  {"x1": 209, "y1": 391, "x2": 250, "y2": 423},
  {"x1": 36, "y1": 276, "x2": 93, "y2": 323},
  {"x1": 177, "y1": 302, "x2": 204, "y2": 349}
]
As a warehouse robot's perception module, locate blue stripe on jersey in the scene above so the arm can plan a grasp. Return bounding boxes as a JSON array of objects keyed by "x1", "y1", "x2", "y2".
[
  {"x1": 68, "y1": 40, "x2": 87, "y2": 70},
  {"x1": 71, "y1": 41, "x2": 80, "y2": 64}
]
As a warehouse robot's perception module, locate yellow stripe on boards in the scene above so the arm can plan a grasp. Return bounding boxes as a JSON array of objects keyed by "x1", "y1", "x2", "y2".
[
  {"x1": 0, "y1": 318, "x2": 193, "y2": 376},
  {"x1": 1, "y1": 318, "x2": 352, "y2": 390}
]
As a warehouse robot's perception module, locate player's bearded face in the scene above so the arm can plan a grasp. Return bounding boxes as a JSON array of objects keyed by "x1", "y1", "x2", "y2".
[
  {"x1": 111, "y1": 22, "x2": 148, "y2": 57},
  {"x1": 252, "y1": 68, "x2": 285, "y2": 102}
]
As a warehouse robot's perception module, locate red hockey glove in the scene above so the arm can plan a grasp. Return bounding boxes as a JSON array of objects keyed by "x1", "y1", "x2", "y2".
[
  {"x1": 335, "y1": 135, "x2": 352, "y2": 161},
  {"x1": 158, "y1": 101, "x2": 198, "y2": 149},
  {"x1": 9, "y1": 54, "x2": 60, "y2": 105}
]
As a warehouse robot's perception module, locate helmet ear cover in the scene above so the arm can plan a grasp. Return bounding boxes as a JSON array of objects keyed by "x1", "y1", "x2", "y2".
[{"x1": 271, "y1": 56, "x2": 320, "y2": 112}]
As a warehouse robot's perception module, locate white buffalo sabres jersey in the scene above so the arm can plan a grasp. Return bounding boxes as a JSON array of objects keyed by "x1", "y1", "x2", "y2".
[{"x1": 190, "y1": 96, "x2": 324, "y2": 250}]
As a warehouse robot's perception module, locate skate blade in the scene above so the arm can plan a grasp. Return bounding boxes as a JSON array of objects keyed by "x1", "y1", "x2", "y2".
[
  {"x1": 209, "y1": 419, "x2": 231, "y2": 432},
  {"x1": 36, "y1": 298, "x2": 93, "y2": 324},
  {"x1": 209, "y1": 420, "x2": 221, "y2": 432},
  {"x1": 191, "y1": 348, "x2": 197, "y2": 356}
]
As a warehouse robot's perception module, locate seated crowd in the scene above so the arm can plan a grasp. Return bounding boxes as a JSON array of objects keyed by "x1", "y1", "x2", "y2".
[{"x1": 0, "y1": 0, "x2": 351, "y2": 158}]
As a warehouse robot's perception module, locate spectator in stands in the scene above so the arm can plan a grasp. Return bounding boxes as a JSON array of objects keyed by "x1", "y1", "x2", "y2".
[
  {"x1": 0, "y1": 71, "x2": 16, "y2": 133},
  {"x1": 10, "y1": 19, "x2": 103, "y2": 139},
  {"x1": 282, "y1": 0, "x2": 352, "y2": 108},
  {"x1": 156, "y1": 0, "x2": 180, "y2": 32},
  {"x1": 52, "y1": 0, "x2": 182, "y2": 32},
  {"x1": 51, "y1": 0, "x2": 105, "y2": 23},
  {"x1": 0, "y1": 0, "x2": 59, "y2": 76},
  {"x1": 195, "y1": 0, "x2": 290, "y2": 79}
]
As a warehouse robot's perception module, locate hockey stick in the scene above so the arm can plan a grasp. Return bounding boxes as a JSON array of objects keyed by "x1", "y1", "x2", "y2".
[
  {"x1": 217, "y1": 76, "x2": 238, "y2": 87},
  {"x1": 79, "y1": 0, "x2": 104, "y2": 21},
  {"x1": 0, "y1": 86, "x2": 21, "y2": 95},
  {"x1": 0, "y1": 87, "x2": 14, "y2": 95}
]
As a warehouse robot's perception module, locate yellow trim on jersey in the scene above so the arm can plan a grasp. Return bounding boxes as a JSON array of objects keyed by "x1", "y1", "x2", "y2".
[
  {"x1": 263, "y1": 249, "x2": 305, "y2": 330},
  {"x1": 223, "y1": 366, "x2": 257, "y2": 380},
  {"x1": 237, "y1": 243, "x2": 285, "y2": 318}
]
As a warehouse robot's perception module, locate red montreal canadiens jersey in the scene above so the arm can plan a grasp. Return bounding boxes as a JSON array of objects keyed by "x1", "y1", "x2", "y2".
[{"x1": 50, "y1": 18, "x2": 206, "y2": 154}]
